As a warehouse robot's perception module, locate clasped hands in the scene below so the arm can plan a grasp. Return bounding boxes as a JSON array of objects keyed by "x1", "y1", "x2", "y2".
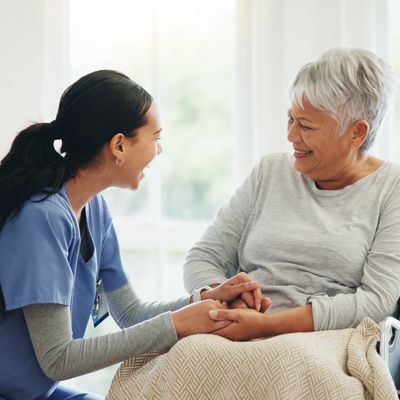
[{"x1": 172, "y1": 272, "x2": 272, "y2": 341}]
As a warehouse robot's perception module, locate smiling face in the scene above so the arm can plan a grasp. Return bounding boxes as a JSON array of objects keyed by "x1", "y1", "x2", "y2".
[
  {"x1": 287, "y1": 99, "x2": 368, "y2": 189},
  {"x1": 111, "y1": 101, "x2": 163, "y2": 190}
]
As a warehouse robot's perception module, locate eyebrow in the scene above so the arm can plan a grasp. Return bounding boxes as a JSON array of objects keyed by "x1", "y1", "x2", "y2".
[
  {"x1": 153, "y1": 128, "x2": 163, "y2": 135},
  {"x1": 287, "y1": 109, "x2": 313, "y2": 123}
]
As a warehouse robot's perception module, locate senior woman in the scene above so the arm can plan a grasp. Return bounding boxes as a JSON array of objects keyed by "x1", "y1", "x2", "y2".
[{"x1": 183, "y1": 47, "x2": 400, "y2": 340}]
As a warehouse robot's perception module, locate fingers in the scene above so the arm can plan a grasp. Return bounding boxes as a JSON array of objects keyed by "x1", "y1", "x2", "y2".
[
  {"x1": 228, "y1": 271, "x2": 252, "y2": 285},
  {"x1": 260, "y1": 297, "x2": 272, "y2": 313},
  {"x1": 214, "y1": 300, "x2": 229, "y2": 309},
  {"x1": 234, "y1": 273, "x2": 261, "y2": 311},
  {"x1": 209, "y1": 308, "x2": 241, "y2": 322},
  {"x1": 210, "y1": 320, "x2": 232, "y2": 332},
  {"x1": 229, "y1": 298, "x2": 248, "y2": 309},
  {"x1": 211, "y1": 325, "x2": 231, "y2": 338},
  {"x1": 229, "y1": 281, "x2": 259, "y2": 299},
  {"x1": 209, "y1": 273, "x2": 263, "y2": 311},
  {"x1": 239, "y1": 292, "x2": 255, "y2": 308},
  {"x1": 252, "y1": 284, "x2": 262, "y2": 312}
]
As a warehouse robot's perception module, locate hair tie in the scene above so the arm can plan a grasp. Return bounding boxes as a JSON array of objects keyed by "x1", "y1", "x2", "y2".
[
  {"x1": 53, "y1": 138, "x2": 66, "y2": 158},
  {"x1": 48, "y1": 120, "x2": 66, "y2": 157}
]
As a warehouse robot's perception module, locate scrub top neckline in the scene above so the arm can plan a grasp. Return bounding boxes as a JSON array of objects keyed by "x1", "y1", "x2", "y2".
[{"x1": 60, "y1": 185, "x2": 95, "y2": 264}]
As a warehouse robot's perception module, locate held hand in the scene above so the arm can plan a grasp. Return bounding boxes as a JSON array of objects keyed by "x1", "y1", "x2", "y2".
[
  {"x1": 202, "y1": 272, "x2": 262, "y2": 311},
  {"x1": 208, "y1": 308, "x2": 267, "y2": 341},
  {"x1": 230, "y1": 295, "x2": 272, "y2": 312},
  {"x1": 172, "y1": 300, "x2": 231, "y2": 338}
]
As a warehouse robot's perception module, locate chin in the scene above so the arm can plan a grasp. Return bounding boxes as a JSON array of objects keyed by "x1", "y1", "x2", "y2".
[
  {"x1": 130, "y1": 181, "x2": 140, "y2": 190},
  {"x1": 293, "y1": 160, "x2": 312, "y2": 173},
  {"x1": 114, "y1": 180, "x2": 140, "y2": 191},
  {"x1": 292, "y1": 161, "x2": 305, "y2": 173}
]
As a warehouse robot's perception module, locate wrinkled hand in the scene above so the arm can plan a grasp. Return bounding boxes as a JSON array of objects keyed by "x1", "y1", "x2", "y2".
[
  {"x1": 202, "y1": 272, "x2": 262, "y2": 311},
  {"x1": 229, "y1": 292, "x2": 272, "y2": 312},
  {"x1": 208, "y1": 308, "x2": 268, "y2": 341},
  {"x1": 172, "y1": 299, "x2": 230, "y2": 338}
]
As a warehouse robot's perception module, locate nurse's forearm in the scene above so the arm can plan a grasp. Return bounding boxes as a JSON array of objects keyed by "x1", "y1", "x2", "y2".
[
  {"x1": 23, "y1": 303, "x2": 177, "y2": 381},
  {"x1": 106, "y1": 283, "x2": 190, "y2": 328}
]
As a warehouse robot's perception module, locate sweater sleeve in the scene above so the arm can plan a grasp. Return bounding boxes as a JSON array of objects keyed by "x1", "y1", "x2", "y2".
[
  {"x1": 23, "y1": 303, "x2": 178, "y2": 381},
  {"x1": 308, "y1": 184, "x2": 400, "y2": 330},
  {"x1": 183, "y1": 158, "x2": 264, "y2": 293},
  {"x1": 106, "y1": 283, "x2": 190, "y2": 328}
]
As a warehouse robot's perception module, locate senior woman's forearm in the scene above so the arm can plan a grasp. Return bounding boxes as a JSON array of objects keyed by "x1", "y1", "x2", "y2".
[
  {"x1": 210, "y1": 304, "x2": 314, "y2": 340},
  {"x1": 260, "y1": 305, "x2": 314, "y2": 336}
]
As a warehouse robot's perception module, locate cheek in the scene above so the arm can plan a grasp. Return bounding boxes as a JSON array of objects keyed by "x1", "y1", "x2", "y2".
[
  {"x1": 149, "y1": 142, "x2": 159, "y2": 158},
  {"x1": 145, "y1": 146, "x2": 156, "y2": 162},
  {"x1": 136, "y1": 142, "x2": 158, "y2": 163}
]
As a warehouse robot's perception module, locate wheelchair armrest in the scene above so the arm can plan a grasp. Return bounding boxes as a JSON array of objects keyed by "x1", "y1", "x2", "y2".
[{"x1": 379, "y1": 316, "x2": 400, "y2": 393}]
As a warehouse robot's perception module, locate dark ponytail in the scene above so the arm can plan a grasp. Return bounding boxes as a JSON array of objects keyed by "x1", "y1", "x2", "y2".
[{"x1": 0, "y1": 70, "x2": 152, "y2": 229}]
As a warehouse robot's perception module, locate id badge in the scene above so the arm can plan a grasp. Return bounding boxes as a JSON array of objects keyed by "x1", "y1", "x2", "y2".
[{"x1": 92, "y1": 279, "x2": 109, "y2": 327}]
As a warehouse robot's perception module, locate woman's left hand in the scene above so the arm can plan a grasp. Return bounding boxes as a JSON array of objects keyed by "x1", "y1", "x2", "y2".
[
  {"x1": 209, "y1": 304, "x2": 315, "y2": 340},
  {"x1": 201, "y1": 272, "x2": 262, "y2": 311},
  {"x1": 208, "y1": 308, "x2": 267, "y2": 341}
]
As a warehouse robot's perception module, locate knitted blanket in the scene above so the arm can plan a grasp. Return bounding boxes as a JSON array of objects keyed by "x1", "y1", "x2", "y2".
[{"x1": 106, "y1": 318, "x2": 396, "y2": 400}]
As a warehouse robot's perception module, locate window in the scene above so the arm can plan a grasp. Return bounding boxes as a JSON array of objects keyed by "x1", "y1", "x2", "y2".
[
  {"x1": 67, "y1": 0, "x2": 235, "y2": 394},
  {"x1": 63, "y1": 0, "x2": 400, "y2": 395},
  {"x1": 389, "y1": 0, "x2": 400, "y2": 162}
]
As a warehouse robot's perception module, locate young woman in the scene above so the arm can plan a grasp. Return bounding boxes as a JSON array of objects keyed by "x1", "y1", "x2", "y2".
[{"x1": 0, "y1": 70, "x2": 263, "y2": 400}]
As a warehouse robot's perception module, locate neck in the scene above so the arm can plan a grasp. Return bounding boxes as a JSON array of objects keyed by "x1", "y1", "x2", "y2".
[
  {"x1": 314, "y1": 153, "x2": 384, "y2": 190},
  {"x1": 65, "y1": 168, "x2": 110, "y2": 219}
]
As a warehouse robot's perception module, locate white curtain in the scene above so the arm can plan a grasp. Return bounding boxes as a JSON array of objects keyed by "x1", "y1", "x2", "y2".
[{"x1": 234, "y1": 0, "x2": 395, "y2": 184}]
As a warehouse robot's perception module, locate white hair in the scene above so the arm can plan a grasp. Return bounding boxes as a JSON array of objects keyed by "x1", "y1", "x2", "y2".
[{"x1": 289, "y1": 47, "x2": 398, "y2": 151}]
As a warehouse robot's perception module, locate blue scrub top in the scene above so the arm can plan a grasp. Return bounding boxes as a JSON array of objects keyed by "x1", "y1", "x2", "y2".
[{"x1": 0, "y1": 187, "x2": 128, "y2": 400}]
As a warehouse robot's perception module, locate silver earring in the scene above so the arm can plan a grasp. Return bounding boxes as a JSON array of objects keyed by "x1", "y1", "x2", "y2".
[{"x1": 116, "y1": 158, "x2": 125, "y2": 166}]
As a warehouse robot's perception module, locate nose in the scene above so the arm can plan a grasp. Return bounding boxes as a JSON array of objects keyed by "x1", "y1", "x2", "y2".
[{"x1": 287, "y1": 121, "x2": 302, "y2": 144}]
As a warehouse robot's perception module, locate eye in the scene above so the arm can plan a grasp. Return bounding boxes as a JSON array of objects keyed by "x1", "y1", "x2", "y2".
[
  {"x1": 155, "y1": 136, "x2": 162, "y2": 141},
  {"x1": 287, "y1": 116, "x2": 294, "y2": 125},
  {"x1": 299, "y1": 124, "x2": 311, "y2": 131}
]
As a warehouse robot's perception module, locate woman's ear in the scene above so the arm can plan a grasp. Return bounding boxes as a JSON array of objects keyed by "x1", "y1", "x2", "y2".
[
  {"x1": 109, "y1": 133, "x2": 125, "y2": 159},
  {"x1": 351, "y1": 120, "x2": 369, "y2": 149}
]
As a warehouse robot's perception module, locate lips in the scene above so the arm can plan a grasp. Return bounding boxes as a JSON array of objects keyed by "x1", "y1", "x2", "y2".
[
  {"x1": 294, "y1": 148, "x2": 312, "y2": 154},
  {"x1": 294, "y1": 148, "x2": 313, "y2": 159}
]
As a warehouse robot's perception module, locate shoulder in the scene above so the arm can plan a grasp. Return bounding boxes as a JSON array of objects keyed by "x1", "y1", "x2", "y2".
[
  {"x1": 367, "y1": 161, "x2": 400, "y2": 195},
  {"x1": 380, "y1": 161, "x2": 400, "y2": 180},
  {"x1": 252, "y1": 152, "x2": 294, "y2": 181},
  {"x1": 376, "y1": 161, "x2": 400, "y2": 201},
  {"x1": 23, "y1": 191, "x2": 73, "y2": 224},
  {"x1": 259, "y1": 152, "x2": 292, "y2": 168},
  {"x1": 4, "y1": 190, "x2": 76, "y2": 237}
]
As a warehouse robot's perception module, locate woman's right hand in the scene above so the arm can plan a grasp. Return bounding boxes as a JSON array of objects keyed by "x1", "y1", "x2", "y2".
[
  {"x1": 201, "y1": 272, "x2": 263, "y2": 311},
  {"x1": 171, "y1": 300, "x2": 231, "y2": 338},
  {"x1": 230, "y1": 293, "x2": 272, "y2": 312}
]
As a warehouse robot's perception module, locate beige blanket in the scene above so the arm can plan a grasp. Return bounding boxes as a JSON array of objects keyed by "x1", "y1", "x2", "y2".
[{"x1": 106, "y1": 318, "x2": 397, "y2": 400}]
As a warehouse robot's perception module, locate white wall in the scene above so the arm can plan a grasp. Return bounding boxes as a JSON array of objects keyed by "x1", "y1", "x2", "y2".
[{"x1": 0, "y1": 0, "x2": 69, "y2": 158}]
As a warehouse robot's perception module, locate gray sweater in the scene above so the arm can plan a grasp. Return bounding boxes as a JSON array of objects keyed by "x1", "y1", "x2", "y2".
[
  {"x1": 23, "y1": 283, "x2": 189, "y2": 381},
  {"x1": 183, "y1": 153, "x2": 400, "y2": 331}
]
